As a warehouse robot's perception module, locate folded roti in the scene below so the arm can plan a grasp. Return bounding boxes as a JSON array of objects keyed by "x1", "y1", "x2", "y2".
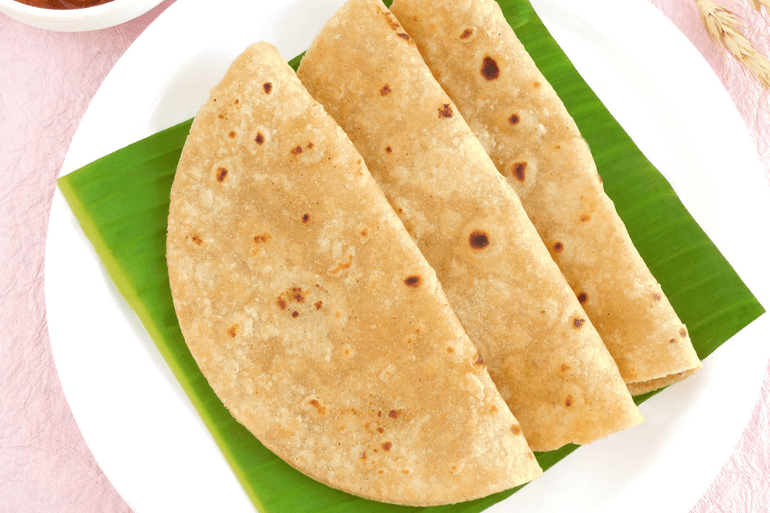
[
  {"x1": 166, "y1": 42, "x2": 541, "y2": 506},
  {"x1": 390, "y1": 0, "x2": 702, "y2": 395},
  {"x1": 297, "y1": 0, "x2": 642, "y2": 451}
]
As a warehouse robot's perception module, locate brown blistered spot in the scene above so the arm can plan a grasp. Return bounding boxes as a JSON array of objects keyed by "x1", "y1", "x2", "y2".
[
  {"x1": 474, "y1": 354, "x2": 485, "y2": 366},
  {"x1": 577, "y1": 292, "x2": 588, "y2": 304},
  {"x1": 378, "y1": 470, "x2": 384, "y2": 475},
  {"x1": 309, "y1": 399, "x2": 326, "y2": 415},
  {"x1": 292, "y1": 311, "x2": 299, "y2": 318},
  {"x1": 565, "y1": 395, "x2": 573, "y2": 407},
  {"x1": 383, "y1": 12, "x2": 401, "y2": 31},
  {"x1": 510, "y1": 424, "x2": 521, "y2": 436},
  {"x1": 388, "y1": 409, "x2": 401, "y2": 419},
  {"x1": 302, "y1": 214, "x2": 310, "y2": 224},
  {"x1": 580, "y1": 214, "x2": 590, "y2": 222},
  {"x1": 255, "y1": 132, "x2": 264, "y2": 145},
  {"x1": 438, "y1": 103, "x2": 453, "y2": 118},
  {"x1": 447, "y1": 347, "x2": 455, "y2": 353},
  {"x1": 294, "y1": 292, "x2": 305, "y2": 303},
  {"x1": 291, "y1": 145, "x2": 303, "y2": 156},
  {"x1": 404, "y1": 275, "x2": 421, "y2": 288},
  {"x1": 534, "y1": 81, "x2": 541, "y2": 88},
  {"x1": 234, "y1": 99, "x2": 239, "y2": 104},
  {"x1": 402, "y1": 469, "x2": 410, "y2": 474},
  {"x1": 481, "y1": 56, "x2": 500, "y2": 80},
  {"x1": 328, "y1": 255, "x2": 354, "y2": 275},
  {"x1": 513, "y1": 162, "x2": 526, "y2": 182},
  {"x1": 509, "y1": 114, "x2": 520, "y2": 125},
  {"x1": 307, "y1": 142, "x2": 314, "y2": 149},
  {"x1": 377, "y1": 427, "x2": 384, "y2": 433},
  {"x1": 227, "y1": 324, "x2": 239, "y2": 338},
  {"x1": 460, "y1": 28, "x2": 474, "y2": 39},
  {"x1": 653, "y1": 293, "x2": 662, "y2": 301},
  {"x1": 573, "y1": 318, "x2": 585, "y2": 328},
  {"x1": 680, "y1": 328, "x2": 688, "y2": 338},
  {"x1": 385, "y1": 146, "x2": 392, "y2": 153},
  {"x1": 397, "y1": 32, "x2": 411, "y2": 40},
  {"x1": 254, "y1": 233, "x2": 270, "y2": 244},
  {"x1": 553, "y1": 242, "x2": 564, "y2": 252},
  {"x1": 561, "y1": 363, "x2": 571, "y2": 373},
  {"x1": 669, "y1": 338, "x2": 677, "y2": 344},
  {"x1": 360, "y1": 228, "x2": 368, "y2": 237},
  {"x1": 469, "y1": 230, "x2": 490, "y2": 249},
  {"x1": 380, "y1": 84, "x2": 391, "y2": 96},
  {"x1": 228, "y1": 131, "x2": 237, "y2": 138},
  {"x1": 382, "y1": 442, "x2": 393, "y2": 451},
  {"x1": 218, "y1": 114, "x2": 225, "y2": 119},
  {"x1": 378, "y1": 411, "x2": 382, "y2": 418},
  {"x1": 277, "y1": 298, "x2": 287, "y2": 310},
  {"x1": 216, "y1": 167, "x2": 228, "y2": 182},
  {"x1": 191, "y1": 235, "x2": 203, "y2": 246},
  {"x1": 555, "y1": 144, "x2": 561, "y2": 149},
  {"x1": 263, "y1": 82, "x2": 272, "y2": 94},
  {"x1": 315, "y1": 301, "x2": 323, "y2": 310}
]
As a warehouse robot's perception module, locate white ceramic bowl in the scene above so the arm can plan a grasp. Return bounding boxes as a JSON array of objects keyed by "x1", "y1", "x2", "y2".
[{"x1": 0, "y1": 0, "x2": 165, "y2": 31}]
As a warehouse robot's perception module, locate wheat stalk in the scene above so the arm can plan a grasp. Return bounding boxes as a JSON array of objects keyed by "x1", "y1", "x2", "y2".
[
  {"x1": 748, "y1": 0, "x2": 770, "y2": 14},
  {"x1": 696, "y1": 0, "x2": 770, "y2": 89}
]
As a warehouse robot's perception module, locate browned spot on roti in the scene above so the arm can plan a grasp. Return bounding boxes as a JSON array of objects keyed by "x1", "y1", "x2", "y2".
[
  {"x1": 481, "y1": 56, "x2": 500, "y2": 80},
  {"x1": 474, "y1": 354, "x2": 485, "y2": 366},
  {"x1": 509, "y1": 114, "x2": 520, "y2": 124},
  {"x1": 227, "y1": 324, "x2": 239, "y2": 338},
  {"x1": 404, "y1": 275, "x2": 421, "y2": 287},
  {"x1": 561, "y1": 363, "x2": 571, "y2": 372},
  {"x1": 378, "y1": 426, "x2": 384, "y2": 433},
  {"x1": 228, "y1": 131, "x2": 237, "y2": 138},
  {"x1": 460, "y1": 28, "x2": 474, "y2": 39},
  {"x1": 388, "y1": 409, "x2": 401, "y2": 419},
  {"x1": 218, "y1": 113, "x2": 225, "y2": 119},
  {"x1": 315, "y1": 301, "x2": 323, "y2": 310},
  {"x1": 382, "y1": 442, "x2": 393, "y2": 451},
  {"x1": 469, "y1": 230, "x2": 490, "y2": 249},
  {"x1": 360, "y1": 228, "x2": 368, "y2": 237},
  {"x1": 580, "y1": 214, "x2": 590, "y2": 222},
  {"x1": 191, "y1": 235, "x2": 203, "y2": 246},
  {"x1": 380, "y1": 84, "x2": 391, "y2": 96},
  {"x1": 328, "y1": 255, "x2": 354, "y2": 275},
  {"x1": 513, "y1": 162, "x2": 526, "y2": 182},
  {"x1": 573, "y1": 318, "x2": 585, "y2": 328},
  {"x1": 553, "y1": 242, "x2": 564, "y2": 252},
  {"x1": 302, "y1": 214, "x2": 310, "y2": 224},
  {"x1": 669, "y1": 338, "x2": 677, "y2": 344},
  {"x1": 577, "y1": 292, "x2": 588, "y2": 304},
  {"x1": 534, "y1": 81, "x2": 541, "y2": 88},
  {"x1": 254, "y1": 233, "x2": 270, "y2": 244},
  {"x1": 309, "y1": 399, "x2": 326, "y2": 415},
  {"x1": 277, "y1": 298, "x2": 287, "y2": 310},
  {"x1": 653, "y1": 293, "x2": 662, "y2": 301},
  {"x1": 293, "y1": 291, "x2": 305, "y2": 303},
  {"x1": 263, "y1": 82, "x2": 272, "y2": 94},
  {"x1": 447, "y1": 347, "x2": 455, "y2": 353},
  {"x1": 680, "y1": 328, "x2": 688, "y2": 338},
  {"x1": 385, "y1": 146, "x2": 392, "y2": 153},
  {"x1": 565, "y1": 395, "x2": 573, "y2": 407},
  {"x1": 438, "y1": 103, "x2": 453, "y2": 118},
  {"x1": 290, "y1": 145, "x2": 303, "y2": 155},
  {"x1": 292, "y1": 311, "x2": 299, "y2": 318},
  {"x1": 216, "y1": 167, "x2": 228, "y2": 182},
  {"x1": 510, "y1": 424, "x2": 521, "y2": 435},
  {"x1": 255, "y1": 132, "x2": 264, "y2": 144},
  {"x1": 397, "y1": 32, "x2": 411, "y2": 41}
]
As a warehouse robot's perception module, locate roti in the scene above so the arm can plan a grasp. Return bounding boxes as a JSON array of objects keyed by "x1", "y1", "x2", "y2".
[
  {"x1": 390, "y1": 0, "x2": 703, "y2": 395},
  {"x1": 297, "y1": 0, "x2": 643, "y2": 451},
  {"x1": 166, "y1": 41, "x2": 541, "y2": 506}
]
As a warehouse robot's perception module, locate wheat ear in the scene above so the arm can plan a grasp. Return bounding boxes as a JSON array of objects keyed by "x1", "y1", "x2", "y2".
[{"x1": 696, "y1": 0, "x2": 770, "y2": 89}]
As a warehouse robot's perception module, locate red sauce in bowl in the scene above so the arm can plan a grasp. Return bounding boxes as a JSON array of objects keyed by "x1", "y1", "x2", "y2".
[{"x1": 14, "y1": 0, "x2": 115, "y2": 8}]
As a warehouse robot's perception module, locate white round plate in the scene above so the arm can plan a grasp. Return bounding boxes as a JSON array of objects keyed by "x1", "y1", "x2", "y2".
[
  {"x1": 0, "y1": 0, "x2": 165, "y2": 32},
  {"x1": 45, "y1": 0, "x2": 770, "y2": 512}
]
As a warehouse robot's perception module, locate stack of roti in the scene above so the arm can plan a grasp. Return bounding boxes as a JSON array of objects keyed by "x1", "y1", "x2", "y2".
[
  {"x1": 389, "y1": 0, "x2": 702, "y2": 395},
  {"x1": 297, "y1": 0, "x2": 642, "y2": 452},
  {"x1": 166, "y1": 42, "x2": 542, "y2": 506}
]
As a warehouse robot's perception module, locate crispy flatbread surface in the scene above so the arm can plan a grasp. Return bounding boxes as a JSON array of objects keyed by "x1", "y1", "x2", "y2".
[
  {"x1": 167, "y1": 42, "x2": 541, "y2": 506},
  {"x1": 298, "y1": 0, "x2": 642, "y2": 451},
  {"x1": 390, "y1": 0, "x2": 702, "y2": 395}
]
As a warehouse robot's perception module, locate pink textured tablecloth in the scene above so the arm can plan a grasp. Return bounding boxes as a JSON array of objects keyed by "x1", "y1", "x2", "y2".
[{"x1": 0, "y1": 0, "x2": 768, "y2": 511}]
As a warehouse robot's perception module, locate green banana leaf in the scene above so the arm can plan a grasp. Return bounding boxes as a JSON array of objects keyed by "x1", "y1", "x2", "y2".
[{"x1": 57, "y1": 0, "x2": 764, "y2": 511}]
